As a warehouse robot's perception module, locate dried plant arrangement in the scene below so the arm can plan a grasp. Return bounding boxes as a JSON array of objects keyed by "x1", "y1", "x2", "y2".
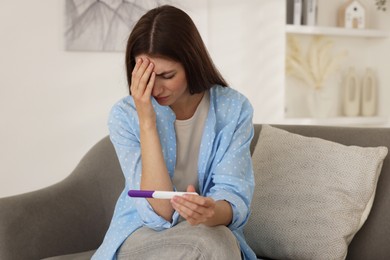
[
  {"x1": 286, "y1": 36, "x2": 346, "y2": 90},
  {"x1": 375, "y1": 0, "x2": 387, "y2": 11}
]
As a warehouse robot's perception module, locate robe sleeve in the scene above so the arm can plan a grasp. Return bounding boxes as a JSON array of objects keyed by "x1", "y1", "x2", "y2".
[
  {"x1": 207, "y1": 98, "x2": 255, "y2": 230},
  {"x1": 108, "y1": 100, "x2": 180, "y2": 231}
]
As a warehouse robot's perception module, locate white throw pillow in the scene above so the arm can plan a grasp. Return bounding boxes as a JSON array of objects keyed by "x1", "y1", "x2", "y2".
[{"x1": 246, "y1": 125, "x2": 388, "y2": 260}]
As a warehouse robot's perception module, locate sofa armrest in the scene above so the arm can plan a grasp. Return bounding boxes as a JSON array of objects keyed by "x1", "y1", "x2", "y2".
[
  {"x1": 0, "y1": 136, "x2": 123, "y2": 260},
  {"x1": 0, "y1": 175, "x2": 104, "y2": 259}
]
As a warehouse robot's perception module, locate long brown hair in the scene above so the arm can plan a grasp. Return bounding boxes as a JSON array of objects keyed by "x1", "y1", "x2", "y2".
[{"x1": 125, "y1": 5, "x2": 227, "y2": 94}]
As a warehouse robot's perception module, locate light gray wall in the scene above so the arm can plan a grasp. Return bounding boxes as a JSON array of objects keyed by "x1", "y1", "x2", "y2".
[{"x1": 0, "y1": 0, "x2": 285, "y2": 197}]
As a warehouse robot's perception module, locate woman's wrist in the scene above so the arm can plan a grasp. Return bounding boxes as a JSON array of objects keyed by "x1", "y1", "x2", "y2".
[
  {"x1": 204, "y1": 200, "x2": 233, "y2": 227},
  {"x1": 139, "y1": 118, "x2": 157, "y2": 131}
]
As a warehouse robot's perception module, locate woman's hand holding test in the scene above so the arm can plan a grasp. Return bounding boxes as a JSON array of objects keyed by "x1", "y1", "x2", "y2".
[{"x1": 171, "y1": 185, "x2": 233, "y2": 227}]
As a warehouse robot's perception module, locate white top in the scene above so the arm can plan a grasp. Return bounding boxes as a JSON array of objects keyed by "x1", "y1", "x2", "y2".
[{"x1": 172, "y1": 91, "x2": 210, "y2": 193}]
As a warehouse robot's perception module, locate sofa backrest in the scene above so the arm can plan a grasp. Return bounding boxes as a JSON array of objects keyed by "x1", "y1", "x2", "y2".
[
  {"x1": 249, "y1": 124, "x2": 390, "y2": 260},
  {"x1": 65, "y1": 135, "x2": 124, "y2": 251},
  {"x1": 90, "y1": 124, "x2": 390, "y2": 259}
]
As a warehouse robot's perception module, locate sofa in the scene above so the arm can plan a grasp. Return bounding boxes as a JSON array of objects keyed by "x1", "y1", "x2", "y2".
[{"x1": 0, "y1": 124, "x2": 389, "y2": 260}]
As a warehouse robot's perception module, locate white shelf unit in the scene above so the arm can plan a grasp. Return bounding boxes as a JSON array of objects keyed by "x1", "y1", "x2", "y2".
[
  {"x1": 284, "y1": 24, "x2": 390, "y2": 126},
  {"x1": 282, "y1": 116, "x2": 389, "y2": 127},
  {"x1": 285, "y1": 25, "x2": 390, "y2": 38}
]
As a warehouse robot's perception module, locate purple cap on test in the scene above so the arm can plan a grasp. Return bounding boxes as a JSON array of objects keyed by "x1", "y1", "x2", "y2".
[{"x1": 128, "y1": 190, "x2": 154, "y2": 198}]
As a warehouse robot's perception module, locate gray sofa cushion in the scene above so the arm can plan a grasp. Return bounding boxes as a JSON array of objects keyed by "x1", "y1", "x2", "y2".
[
  {"x1": 245, "y1": 125, "x2": 387, "y2": 259},
  {"x1": 41, "y1": 250, "x2": 95, "y2": 260},
  {"x1": 247, "y1": 125, "x2": 390, "y2": 259}
]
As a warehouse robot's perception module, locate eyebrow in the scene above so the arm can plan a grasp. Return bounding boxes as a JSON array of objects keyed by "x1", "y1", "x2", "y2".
[{"x1": 155, "y1": 70, "x2": 175, "y2": 76}]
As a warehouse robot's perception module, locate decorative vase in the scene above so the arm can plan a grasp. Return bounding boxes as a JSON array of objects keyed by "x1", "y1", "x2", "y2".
[
  {"x1": 306, "y1": 87, "x2": 334, "y2": 118},
  {"x1": 361, "y1": 68, "x2": 377, "y2": 116},
  {"x1": 343, "y1": 67, "x2": 360, "y2": 117}
]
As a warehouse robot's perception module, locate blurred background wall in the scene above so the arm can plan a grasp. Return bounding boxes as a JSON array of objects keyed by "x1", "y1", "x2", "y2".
[{"x1": 0, "y1": 0, "x2": 284, "y2": 197}]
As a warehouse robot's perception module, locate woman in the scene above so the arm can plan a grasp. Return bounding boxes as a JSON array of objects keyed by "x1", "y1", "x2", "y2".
[{"x1": 93, "y1": 5, "x2": 256, "y2": 260}]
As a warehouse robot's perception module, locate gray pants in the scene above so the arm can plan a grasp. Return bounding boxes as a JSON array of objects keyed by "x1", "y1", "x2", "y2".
[{"x1": 117, "y1": 221, "x2": 242, "y2": 260}]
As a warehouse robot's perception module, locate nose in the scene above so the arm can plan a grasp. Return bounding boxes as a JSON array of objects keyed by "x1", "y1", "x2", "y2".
[{"x1": 152, "y1": 78, "x2": 163, "y2": 97}]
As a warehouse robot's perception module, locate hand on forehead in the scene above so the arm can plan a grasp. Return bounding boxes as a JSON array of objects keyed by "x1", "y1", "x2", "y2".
[{"x1": 135, "y1": 54, "x2": 179, "y2": 75}]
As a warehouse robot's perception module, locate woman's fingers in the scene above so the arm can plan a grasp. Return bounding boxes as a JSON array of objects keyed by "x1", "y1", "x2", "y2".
[
  {"x1": 132, "y1": 58, "x2": 142, "y2": 76},
  {"x1": 139, "y1": 62, "x2": 154, "y2": 93},
  {"x1": 131, "y1": 58, "x2": 154, "y2": 96},
  {"x1": 144, "y1": 71, "x2": 156, "y2": 97},
  {"x1": 186, "y1": 185, "x2": 196, "y2": 193},
  {"x1": 171, "y1": 195, "x2": 215, "y2": 225},
  {"x1": 131, "y1": 58, "x2": 144, "y2": 93},
  {"x1": 171, "y1": 201, "x2": 204, "y2": 225}
]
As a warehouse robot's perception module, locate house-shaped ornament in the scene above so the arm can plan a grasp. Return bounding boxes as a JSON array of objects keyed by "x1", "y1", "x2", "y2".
[{"x1": 338, "y1": 0, "x2": 366, "y2": 29}]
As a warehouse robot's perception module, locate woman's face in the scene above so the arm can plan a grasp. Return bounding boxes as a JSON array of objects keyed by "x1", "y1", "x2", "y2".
[{"x1": 136, "y1": 54, "x2": 189, "y2": 107}]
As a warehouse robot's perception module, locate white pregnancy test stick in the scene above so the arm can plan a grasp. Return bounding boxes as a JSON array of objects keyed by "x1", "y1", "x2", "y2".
[{"x1": 128, "y1": 190, "x2": 198, "y2": 199}]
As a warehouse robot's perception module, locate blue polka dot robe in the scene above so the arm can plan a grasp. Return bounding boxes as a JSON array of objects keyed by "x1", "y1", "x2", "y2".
[{"x1": 93, "y1": 85, "x2": 256, "y2": 260}]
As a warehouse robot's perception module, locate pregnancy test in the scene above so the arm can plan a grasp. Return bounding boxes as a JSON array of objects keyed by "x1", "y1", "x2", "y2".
[{"x1": 128, "y1": 190, "x2": 198, "y2": 199}]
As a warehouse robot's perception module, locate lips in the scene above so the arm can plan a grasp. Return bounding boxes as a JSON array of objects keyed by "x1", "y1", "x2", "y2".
[{"x1": 155, "y1": 96, "x2": 169, "y2": 103}]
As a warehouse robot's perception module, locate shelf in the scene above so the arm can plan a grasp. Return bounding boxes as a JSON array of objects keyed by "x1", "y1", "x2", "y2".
[
  {"x1": 280, "y1": 116, "x2": 389, "y2": 127},
  {"x1": 286, "y1": 25, "x2": 390, "y2": 38}
]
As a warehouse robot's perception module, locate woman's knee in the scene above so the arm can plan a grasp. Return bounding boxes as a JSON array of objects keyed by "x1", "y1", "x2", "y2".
[
  {"x1": 117, "y1": 222, "x2": 241, "y2": 260},
  {"x1": 177, "y1": 222, "x2": 241, "y2": 259}
]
